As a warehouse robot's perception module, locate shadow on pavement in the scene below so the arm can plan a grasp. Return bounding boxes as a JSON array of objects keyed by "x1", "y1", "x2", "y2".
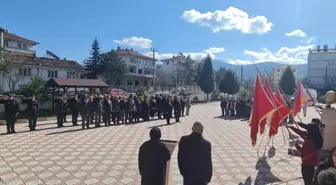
[{"x1": 254, "y1": 156, "x2": 282, "y2": 185}]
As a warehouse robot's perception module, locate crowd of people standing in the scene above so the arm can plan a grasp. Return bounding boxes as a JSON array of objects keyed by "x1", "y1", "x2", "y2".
[{"x1": 220, "y1": 97, "x2": 252, "y2": 118}]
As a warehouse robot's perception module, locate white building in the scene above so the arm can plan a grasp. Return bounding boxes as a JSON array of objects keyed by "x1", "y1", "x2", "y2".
[
  {"x1": 308, "y1": 45, "x2": 336, "y2": 90},
  {"x1": 271, "y1": 65, "x2": 300, "y2": 88},
  {"x1": 0, "y1": 28, "x2": 83, "y2": 93},
  {"x1": 160, "y1": 54, "x2": 188, "y2": 87},
  {"x1": 116, "y1": 47, "x2": 156, "y2": 92}
]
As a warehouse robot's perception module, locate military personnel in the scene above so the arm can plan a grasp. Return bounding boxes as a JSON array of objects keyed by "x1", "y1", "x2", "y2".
[
  {"x1": 69, "y1": 95, "x2": 80, "y2": 126},
  {"x1": 0, "y1": 94, "x2": 20, "y2": 134},
  {"x1": 80, "y1": 96, "x2": 91, "y2": 129},
  {"x1": 54, "y1": 94, "x2": 66, "y2": 128},
  {"x1": 62, "y1": 94, "x2": 68, "y2": 123},
  {"x1": 180, "y1": 96, "x2": 186, "y2": 117},
  {"x1": 21, "y1": 94, "x2": 39, "y2": 131},
  {"x1": 95, "y1": 95, "x2": 103, "y2": 127},
  {"x1": 102, "y1": 95, "x2": 112, "y2": 126},
  {"x1": 173, "y1": 96, "x2": 181, "y2": 122}
]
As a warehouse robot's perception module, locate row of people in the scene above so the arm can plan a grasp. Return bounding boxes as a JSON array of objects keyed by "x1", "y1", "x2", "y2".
[{"x1": 220, "y1": 98, "x2": 252, "y2": 118}]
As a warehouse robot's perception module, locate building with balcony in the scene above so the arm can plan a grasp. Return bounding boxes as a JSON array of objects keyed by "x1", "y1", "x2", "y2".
[
  {"x1": 308, "y1": 45, "x2": 336, "y2": 90},
  {"x1": 0, "y1": 27, "x2": 83, "y2": 93},
  {"x1": 271, "y1": 65, "x2": 300, "y2": 88},
  {"x1": 116, "y1": 47, "x2": 156, "y2": 92}
]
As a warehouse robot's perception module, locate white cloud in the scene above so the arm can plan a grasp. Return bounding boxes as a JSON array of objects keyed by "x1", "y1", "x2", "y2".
[
  {"x1": 228, "y1": 44, "x2": 313, "y2": 65},
  {"x1": 204, "y1": 47, "x2": 225, "y2": 53},
  {"x1": 285, "y1": 29, "x2": 306, "y2": 37},
  {"x1": 305, "y1": 37, "x2": 314, "y2": 44},
  {"x1": 114, "y1": 36, "x2": 152, "y2": 49},
  {"x1": 144, "y1": 47, "x2": 225, "y2": 61},
  {"x1": 182, "y1": 7, "x2": 273, "y2": 34}
]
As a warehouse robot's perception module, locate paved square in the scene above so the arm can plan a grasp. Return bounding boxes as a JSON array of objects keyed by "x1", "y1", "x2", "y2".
[{"x1": 0, "y1": 102, "x2": 317, "y2": 185}]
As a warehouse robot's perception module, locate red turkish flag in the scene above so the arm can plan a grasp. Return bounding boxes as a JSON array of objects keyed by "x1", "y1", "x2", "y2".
[
  {"x1": 249, "y1": 74, "x2": 276, "y2": 146},
  {"x1": 269, "y1": 88, "x2": 291, "y2": 137}
]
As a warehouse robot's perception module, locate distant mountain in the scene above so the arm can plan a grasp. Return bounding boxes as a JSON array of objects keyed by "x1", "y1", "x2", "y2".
[{"x1": 212, "y1": 60, "x2": 307, "y2": 79}]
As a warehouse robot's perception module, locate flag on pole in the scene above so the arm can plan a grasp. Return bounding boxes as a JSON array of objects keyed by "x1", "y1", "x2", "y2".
[
  {"x1": 291, "y1": 80, "x2": 311, "y2": 116},
  {"x1": 269, "y1": 88, "x2": 291, "y2": 137},
  {"x1": 249, "y1": 74, "x2": 276, "y2": 146},
  {"x1": 259, "y1": 77, "x2": 280, "y2": 135}
]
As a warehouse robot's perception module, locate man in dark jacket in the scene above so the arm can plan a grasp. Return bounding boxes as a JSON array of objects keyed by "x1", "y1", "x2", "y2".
[
  {"x1": 21, "y1": 94, "x2": 39, "y2": 131},
  {"x1": 178, "y1": 122, "x2": 213, "y2": 185},
  {"x1": 69, "y1": 95, "x2": 80, "y2": 126},
  {"x1": 138, "y1": 127, "x2": 171, "y2": 185},
  {"x1": 0, "y1": 94, "x2": 20, "y2": 134}
]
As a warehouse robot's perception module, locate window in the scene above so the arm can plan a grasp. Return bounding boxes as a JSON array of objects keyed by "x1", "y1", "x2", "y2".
[
  {"x1": 67, "y1": 72, "x2": 71, "y2": 78},
  {"x1": 4, "y1": 41, "x2": 8, "y2": 47},
  {"x1": 138, "y1": 69, "x2": 143, "y2": 74},
  {"x1": 18, "y1": 84, "x2": 27, "y2": 91},
  {"x1": 19, "y1": 68, "x2": 32, "y2": 76},
  {"x1": 23, "y1": 44, "x2": 27, "y2": 50},
  {"x1": 48, "y1": 70, "x2": 58, "y2": 78},
  {"x1": 144, "y1": 69, "x2": 151, "y2": 75},
  {"x1": 127, "y1": 80, "x2": 132, "y2": 85},
  {"x1": 143, "y1": 60, "x2": 148, "y2": 65},
  {"x1": 129, "y1": 66, "x2": 136, "y2": 73},
  {"x1": 17, "y1": 43, "x2": 22, "y2": 49}
]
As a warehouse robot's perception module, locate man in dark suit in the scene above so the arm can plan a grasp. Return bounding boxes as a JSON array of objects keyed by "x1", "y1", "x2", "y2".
[
  {"x1": 0, "y1": 94, "x2": 20, "y2": 134},
  {"x1": 178, "y1": 122, "x2": 213, "y2": 185},
  {"x1": 138, "y1": 127, "x2": 171, "y2": 185}
]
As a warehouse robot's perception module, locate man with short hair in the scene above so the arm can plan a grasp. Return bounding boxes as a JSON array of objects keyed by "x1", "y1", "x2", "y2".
[
  {"x1": 178, "y1": 122, "x2": 213, "y2": 185},
  {"x1": 138, "y1": 127, "x2": 171, "y2": 185},
  {"x1": 317, "y1": 168, "x2": 336, "y2": 185},
  {"x1": 0, "y1": 94, "x2": 20, "y2": 134}
]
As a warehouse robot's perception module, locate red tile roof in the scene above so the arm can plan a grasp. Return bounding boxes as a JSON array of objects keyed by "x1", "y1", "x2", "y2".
[
  {"x1": 116, "y1": 49, "x2": 157, "y2": 61},
  {"x1": 6, "y1": 53, "x2": 83, "y2": 70},
  {"x1": 45, "y1": 78, "x2": 109, "y2": 88},
  {"x1": 3, "y1": 32, "x2": 39, "y2": 45}
]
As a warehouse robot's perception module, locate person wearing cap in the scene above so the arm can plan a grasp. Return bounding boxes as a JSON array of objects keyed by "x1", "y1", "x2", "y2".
[
  {"x1": 21, "y1": 94, "x2": 39, "y2": 131},
  {"x1": 178, "y1": 122, "x2": 213, "y2": 185},
  {"x1": 0, "y1": 94, "x2": 20, "y2": 134},
  {"x1": 138, "y1": 127, "x2": 171, "y2": 185}
]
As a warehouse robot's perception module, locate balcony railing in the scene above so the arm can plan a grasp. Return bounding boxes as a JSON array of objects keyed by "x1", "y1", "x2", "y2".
[{"x1": 4, "y1": 46, "x2": 36, "y2": 54}]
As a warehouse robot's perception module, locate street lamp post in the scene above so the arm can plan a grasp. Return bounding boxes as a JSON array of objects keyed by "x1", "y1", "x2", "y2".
[{"x1": 151, "y1": 48, "x2": 157, "y2": 93}]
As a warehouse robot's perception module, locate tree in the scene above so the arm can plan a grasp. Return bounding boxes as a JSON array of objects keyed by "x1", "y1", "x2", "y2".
[
  {"x1": 218, "y1": 69, "x2": 240, "y2": 95},
  {"x1": 215, "y1": 67, "x2": 226, "y2": 86},
  {"x1": 182, "y1": 55, "x2": 196, "y2": 90},
  {"x1": 100, "y1": 50, "x2": 128, "y2": 86},
  {"x1": 237, "y1": 86, "x2": 250, "y2": 98},
  {"x1": 84, "y1": 38, "x2": 103, "y2": 79},
  {"x1": 194, "y1": 61, "x2": 203, "y2": 90},
  {"x1": 279, "y1": 66, "x2": 297, "y2": 95},
  {"x1": 0, "y1": 47, "x2": 23, "y2": 93},
  {"x1": 199, "y1": 54, "x2": 215, "y2": 100}
]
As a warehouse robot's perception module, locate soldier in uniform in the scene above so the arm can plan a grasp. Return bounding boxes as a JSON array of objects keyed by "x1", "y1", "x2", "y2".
[
  {"x1": 165, "y1": 96, "x2": 173, "y2": 125},
  {"x1": 21, "y1": 94, "x2": 39, "y2": 131},
  {"x1": 80, "y1": 96, "x2": 91, "y2": 129},
  {"x1": 173, "y1": 96, "x2": 181, "y2": 122},
  {"x1": 69, "y1": 95, "x2": 80, "y2": 126},
  {"x1": 180, "y1": 96, "x2": 186, "y2": 117},
  {"x1": 54, "y1": 94, "x2": 66, "y2": 128},
  {"x1": 102, "y1": 95, "x2": 112, "y2": 126},
  {"x1": 0, "y1": 94, "x2": 20, "y2": 134}
]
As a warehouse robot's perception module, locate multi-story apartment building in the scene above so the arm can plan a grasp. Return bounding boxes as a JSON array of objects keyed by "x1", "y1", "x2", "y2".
[
  {"x1": 0, "y1": 28, "x2": 83, "y2": 93},
  {"x1": 116, "y1": 47, "x2": 156, "y2": 92},
  {"x1": 160, "y1": 54, "x2": 187, "y2": 87},
  {"x1": 271, "y1": 65, "x2": 300, "y2": 88},
  {"x1": 308, "y1": 45, "x2": 336, "y2": 90}
]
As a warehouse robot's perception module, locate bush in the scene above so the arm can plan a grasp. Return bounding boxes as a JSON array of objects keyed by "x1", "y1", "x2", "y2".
[{"x1": 136, "y1": 87, "x2": 146, "y2": 98}]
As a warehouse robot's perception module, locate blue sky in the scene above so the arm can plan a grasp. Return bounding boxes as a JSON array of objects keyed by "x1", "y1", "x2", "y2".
[{"x1": 2, "y1": 0, "x2": 336, "y2": 65}]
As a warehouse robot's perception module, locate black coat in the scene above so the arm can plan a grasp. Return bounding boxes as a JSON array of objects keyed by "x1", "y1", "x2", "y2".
[
  {"x1": 0, "y1": 99, "x2": 20, "y2": 116},
  {"x1": 178, "y1": 132, "x2": 212, "y2": 185},
  {"x1": 138, "y1": 139, "x2": 171, "y2": 185},
  {"x1": 22, "y1": 99, "x2": 39, "y2": 114}
]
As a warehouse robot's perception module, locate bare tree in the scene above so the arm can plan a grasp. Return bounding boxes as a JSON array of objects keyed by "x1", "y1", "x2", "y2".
[{"x1": 5, "y1": 71, "x2": 23, "y2": 93}]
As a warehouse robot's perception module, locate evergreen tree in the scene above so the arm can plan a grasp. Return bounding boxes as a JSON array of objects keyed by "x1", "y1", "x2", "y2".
[
  {"x1": 215, "y1": 67, "x2": 226, "y2": 86},
  {"x1": 84, "y1": 38, "x2": 102, "y2": 79},
  {"x1": 218, "y1": 69, "x2": 239, "y2": 95},
  {"x1": 199, "y1": 54, "x2": 215, "y2": 100},
  {"x1": 101, "y1": 50, "x2": 128, "y2": 86},
  {"x1": 279, "y1": 66, "x2": 297, "y2": 95}
]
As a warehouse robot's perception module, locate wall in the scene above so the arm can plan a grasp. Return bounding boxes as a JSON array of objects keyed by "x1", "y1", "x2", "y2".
[{"x1": 308, "y1": 51, "x2": 336, "y2": 88}]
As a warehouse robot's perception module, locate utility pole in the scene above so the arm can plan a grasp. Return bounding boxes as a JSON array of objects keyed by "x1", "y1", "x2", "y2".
[{"x1": 151, "y1": 48, "x2": 157, "y2": 93}]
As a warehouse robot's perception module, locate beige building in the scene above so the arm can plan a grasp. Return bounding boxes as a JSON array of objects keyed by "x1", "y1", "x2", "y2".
[{"x1": 271, "y1": 65, "x2": 299, "y2": 88}]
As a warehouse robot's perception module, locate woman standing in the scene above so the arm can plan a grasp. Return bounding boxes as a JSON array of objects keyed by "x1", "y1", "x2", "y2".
[{"x1": 314, "y1": 147, "x2": 336, "y2": 185}]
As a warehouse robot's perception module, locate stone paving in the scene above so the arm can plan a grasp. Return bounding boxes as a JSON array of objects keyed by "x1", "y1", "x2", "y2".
[{"x1": 0, "y1": 103, "x2": 320, "y2": 185}]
